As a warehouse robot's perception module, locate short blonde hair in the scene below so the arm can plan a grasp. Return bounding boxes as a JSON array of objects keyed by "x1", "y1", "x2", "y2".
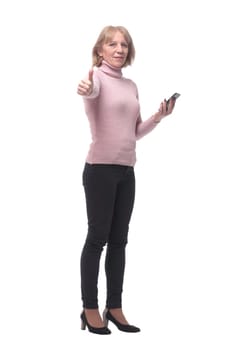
[{"x1": 92, "y1": 25, "x2": 135, "y2": 67}]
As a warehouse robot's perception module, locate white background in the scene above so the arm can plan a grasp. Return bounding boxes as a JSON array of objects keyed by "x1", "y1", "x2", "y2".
[{"x1": 0, "y1": 0, "x2": 232, "y2": 349}]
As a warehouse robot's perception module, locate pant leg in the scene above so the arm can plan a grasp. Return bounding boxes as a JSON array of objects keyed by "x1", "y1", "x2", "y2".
[
  {"x1": 105, "y1": 166, "x2": 135, "y2": 308},
  {"x1": 80, "y1": 163, "x2": 118, "y2": 309}
]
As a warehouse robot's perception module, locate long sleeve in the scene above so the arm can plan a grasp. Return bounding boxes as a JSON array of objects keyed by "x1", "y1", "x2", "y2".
[
  {"x1": 135, "y1": 114, "x2": 158, "y2": 140},
  {"x1": 134, "y1": 83, "x2": 158, "y2": 140},
  {"x1": 81, "y1": 61, "x2": 159, "y2": 166}
]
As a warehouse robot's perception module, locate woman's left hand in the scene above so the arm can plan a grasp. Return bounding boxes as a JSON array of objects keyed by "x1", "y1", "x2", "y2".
[{"x1": 153, "y1": 98, "x2": 176, "y2": 123}]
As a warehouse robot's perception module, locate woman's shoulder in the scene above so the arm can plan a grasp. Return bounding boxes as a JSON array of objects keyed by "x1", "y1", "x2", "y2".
[{"x1": 123, "y1": 77, "x2": 138, "y2": 92}]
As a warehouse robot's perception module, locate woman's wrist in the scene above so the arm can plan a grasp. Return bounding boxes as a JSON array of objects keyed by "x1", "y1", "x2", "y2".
[{"x1": 153, "y1": 113, "x2": 161, "y2": 124}]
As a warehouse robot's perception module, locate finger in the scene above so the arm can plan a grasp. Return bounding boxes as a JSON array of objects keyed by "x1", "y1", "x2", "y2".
[
  {"x1": 77, "y1": 79, "x2": 93, "y2": 95},
  {"x1": 77, "y1": 86, "x2": 87, "y2": 95},
  {"x1": 80, "y1": 80, "x2": 92, "y2": 89},
  {"x1": 88, "y1": 69, "x2": 94, "y2": 83},
  {"x1": 158, "y1": 102, "x2": 163, "y2": 113},
  {"x1": 167, "y1": 98, "x2": 175, "y2": 113},
  {"x1": 77, "y1": 82, "x2": 90, "y2": 94},
  {"x1": 162, "y1": 100, "x2": 167, "y2": 113}
]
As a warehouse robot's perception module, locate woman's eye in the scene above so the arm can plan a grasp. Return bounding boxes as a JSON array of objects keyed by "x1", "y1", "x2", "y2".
[{"x1": 108, "y1": 42, "x2": 128, "y2": 48}]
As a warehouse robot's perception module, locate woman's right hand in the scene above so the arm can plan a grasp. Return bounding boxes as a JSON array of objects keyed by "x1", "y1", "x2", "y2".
[{"x1": 77, "y1": 70, "x2": 94, "y2": 96}]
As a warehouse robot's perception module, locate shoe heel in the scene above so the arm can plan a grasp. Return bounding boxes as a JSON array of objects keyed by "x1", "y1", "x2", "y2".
[
  {"x1": 81, "y1": 319, "x2": 86, "y2": 330},
  {"x1": 81, "y1": 310, "x2": 111, "y2": 334},
  {"x1": 102, "y1": 309, "x2": 109, "y2": 327}
]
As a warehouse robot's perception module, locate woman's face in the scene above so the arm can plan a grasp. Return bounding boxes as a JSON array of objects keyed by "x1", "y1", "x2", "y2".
[{"x1": 98, "y1": 31, "x2": 129, "y2": 68}]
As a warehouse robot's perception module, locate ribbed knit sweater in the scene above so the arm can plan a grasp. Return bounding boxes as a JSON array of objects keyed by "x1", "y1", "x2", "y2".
[{"x1": 83, "y1": 61, "x2": 158, "y2": 166}]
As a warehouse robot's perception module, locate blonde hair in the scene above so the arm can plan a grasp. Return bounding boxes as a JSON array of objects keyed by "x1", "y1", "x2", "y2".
[{"x1": 92, "y1": 25, "x2": 135, "y2": 67}]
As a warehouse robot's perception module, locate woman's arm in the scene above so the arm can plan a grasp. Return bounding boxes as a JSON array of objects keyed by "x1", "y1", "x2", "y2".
[{"x1": 136, "y1": 98, "x2": 176, "y2": 140}]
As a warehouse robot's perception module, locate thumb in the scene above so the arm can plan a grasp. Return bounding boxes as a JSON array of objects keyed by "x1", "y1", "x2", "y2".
[{"x1": 88, "y1": 69, "x2": 94, "y2": 82}]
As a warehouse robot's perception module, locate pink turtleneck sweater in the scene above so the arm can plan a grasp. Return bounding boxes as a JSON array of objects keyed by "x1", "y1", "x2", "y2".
[{"x1": 83, "y1": 61, "x2": 158, "y2": 166}]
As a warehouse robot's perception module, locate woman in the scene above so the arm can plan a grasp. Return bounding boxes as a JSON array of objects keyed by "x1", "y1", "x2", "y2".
[{"x1": 77, "y1": 25, "x2": 176, "y2": 334}]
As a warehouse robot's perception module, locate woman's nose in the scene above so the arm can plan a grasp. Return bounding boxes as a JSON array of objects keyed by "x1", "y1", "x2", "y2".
[{"x1": 116, "y1": 44, "x2": 123, "y2": 52}]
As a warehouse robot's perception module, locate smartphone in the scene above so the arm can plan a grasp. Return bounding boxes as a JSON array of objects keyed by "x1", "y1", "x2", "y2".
[{"x1": 166, "y1": 92, "x2": 181, "y2": 110}]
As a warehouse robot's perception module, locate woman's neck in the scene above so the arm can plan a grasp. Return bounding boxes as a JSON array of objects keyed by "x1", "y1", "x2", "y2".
[{"x1": 99, "y1": 60, "x2": 123, "y2": 78}]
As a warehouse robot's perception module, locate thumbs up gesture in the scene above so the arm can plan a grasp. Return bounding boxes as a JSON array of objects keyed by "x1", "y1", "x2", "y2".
[{"x1": 77, "y1": 70, "x2": 94, "y2": 96}]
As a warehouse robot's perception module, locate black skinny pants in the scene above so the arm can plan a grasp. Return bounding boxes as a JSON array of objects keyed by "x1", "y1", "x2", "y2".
[{"x1": 81, "y1": 163, "x2": 135, "y2": 309}]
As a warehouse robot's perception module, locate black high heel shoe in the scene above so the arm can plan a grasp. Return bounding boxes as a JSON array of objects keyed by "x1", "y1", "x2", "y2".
[
  {"x1": 103, "y1": 309, "x2": 140, "y2": 333},
  {"x1": 80, "y1": 311, "x2": 111, "y2": 335}
]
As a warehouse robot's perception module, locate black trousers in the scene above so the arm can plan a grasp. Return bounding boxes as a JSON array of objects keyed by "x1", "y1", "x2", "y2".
[{"x1": 81, "y1": 163, "x2": 135, "y2": 309}]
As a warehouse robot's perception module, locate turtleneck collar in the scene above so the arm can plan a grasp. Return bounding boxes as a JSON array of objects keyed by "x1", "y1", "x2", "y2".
[{"x1": 99, "y1": 60, "x2": 123, "y2": 78}]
